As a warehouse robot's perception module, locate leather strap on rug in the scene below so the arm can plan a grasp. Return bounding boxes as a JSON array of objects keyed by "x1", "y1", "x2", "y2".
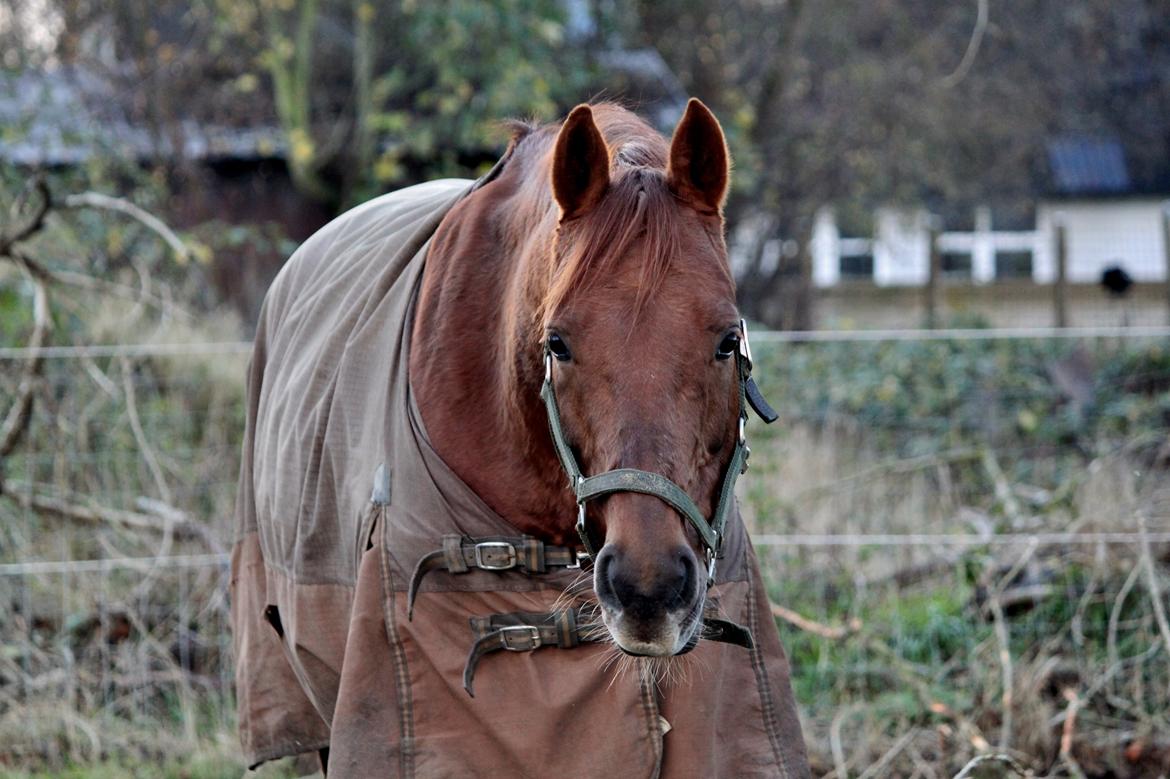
[
  {"x1": 408, "y1": 534, "x2": 588, "y2": 617},
  {"x1": 462, "y1": 607, "x2": 756, "y2": 697}
]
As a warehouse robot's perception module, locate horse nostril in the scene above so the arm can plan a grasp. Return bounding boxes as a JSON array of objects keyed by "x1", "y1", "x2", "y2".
[
  {"x1": 595, "y1": 547, "x2": 619, "y2": 602},
  {"x1": 676, "y1": 552, "x2": 696, "y2": 608},
  {"x1": 598, "y1": 545, "x2": 695, "y2": 614}
]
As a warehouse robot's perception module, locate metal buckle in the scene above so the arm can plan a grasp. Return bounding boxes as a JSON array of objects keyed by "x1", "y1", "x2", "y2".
[
  {"x1": 706, "y1": 550, "x2": 717, "y2": 584},
  {"x1": 738, "y1": 317, "x2": 753, "y2": 364},
  {"x1": 737, "y1": 416, "x2": 746, "y2": 445},
  {"x1": 544, "y1": 352, "x2": 553, "y2": 383},
  {"x1": 499, "y1": 625, "x2": 542, "y2": 651},
  {"x1": 474, "y1": 541, "x2": 517, "y2": 570},
  {"x1": 566, "y1": 551, "x2": 591, "y2": 569}
]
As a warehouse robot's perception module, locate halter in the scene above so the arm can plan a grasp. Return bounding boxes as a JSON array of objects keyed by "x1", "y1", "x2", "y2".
[{"x1": 540, "y1": 319, "x2": 778, "y2": 585}]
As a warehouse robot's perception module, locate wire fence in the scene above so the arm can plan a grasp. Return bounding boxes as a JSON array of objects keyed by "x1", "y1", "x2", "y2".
[{"x1": 1, "y1": 329, "x2": 1169, "y2": 775}]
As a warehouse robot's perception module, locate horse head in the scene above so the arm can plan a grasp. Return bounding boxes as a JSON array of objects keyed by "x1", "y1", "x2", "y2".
[{"x1": 542, "y1": 100, "x2": 742, "y2": 657}]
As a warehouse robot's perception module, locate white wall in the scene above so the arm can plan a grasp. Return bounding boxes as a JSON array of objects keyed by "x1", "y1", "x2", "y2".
[
  {"x1": 1035, "y1": 199, "x2": 1169, "y2": 284},
  {"x1": 873, "y1": 207, "x2": 931, "y2": 286},
  {"x1": 811, "y1": 207, "x2": 840, "y2": 288}
]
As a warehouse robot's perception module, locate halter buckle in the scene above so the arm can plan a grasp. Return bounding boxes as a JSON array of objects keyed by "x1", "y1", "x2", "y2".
[
  {"x1": 544, "y1": 352, "x2": 553, "y2": 384},
  {"x1": 474, "y1": 541, "x2": 517, "y2": 570},
  {"x1": 566, "y1": 551, "x2": 591, "y2": 569},
  {"x1": 737, "y1": 416, "x2": 746, "y2": 446},
  {"x1": 738, "y1": 318, "x2": 753, "y2": 365}
]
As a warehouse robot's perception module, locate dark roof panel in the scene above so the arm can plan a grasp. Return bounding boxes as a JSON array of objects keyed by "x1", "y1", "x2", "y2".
[
  {"x1": 0, "y1": 68, "x2": 284, "y2": 166},
  {"x1": 1046, "y1": 136, "x2": 1130, "y2": 195}
]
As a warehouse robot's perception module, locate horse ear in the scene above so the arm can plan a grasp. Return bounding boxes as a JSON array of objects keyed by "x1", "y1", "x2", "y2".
[
  {"x1": 667, "y1": 98, "x2": 729, "y2": 212},
  {"x1": 552, "y1": 104, "x2": 610, "y2": 220}
]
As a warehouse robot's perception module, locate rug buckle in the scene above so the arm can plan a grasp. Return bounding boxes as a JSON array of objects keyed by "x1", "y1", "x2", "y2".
[
  {"x1": 499, "y1": 625, "x2": 542, "y2": 651},
  {"x1": 474, "y1": 541, "x2": 517, "y2": 570}
]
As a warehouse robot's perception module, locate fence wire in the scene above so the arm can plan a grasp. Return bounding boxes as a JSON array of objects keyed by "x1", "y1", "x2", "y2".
[{"x1": 1, "y1": 329, "x2": 1168, "y2": 775}]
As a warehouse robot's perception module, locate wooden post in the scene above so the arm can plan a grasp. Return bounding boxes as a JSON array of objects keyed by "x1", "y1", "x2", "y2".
[
  {"x1": 1162, "y1": 204, "x2": 1170, "y2": 326},
  {"x1": 793, "y1": 230, "x2": 815, "y2": 331},
  {"x1": 1053, "y1": 220, "x2": 1068, "y2": 328},
  {"x1": 926, "y1": 218, "x2": 942, "y2": 328}
]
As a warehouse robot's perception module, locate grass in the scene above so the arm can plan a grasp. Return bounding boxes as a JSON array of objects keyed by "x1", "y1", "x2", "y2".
[{"x1": 748, "y1": 412, "x2": 1170, "y2": 777}]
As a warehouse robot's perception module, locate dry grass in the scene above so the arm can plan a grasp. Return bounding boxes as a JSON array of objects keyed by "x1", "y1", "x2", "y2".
[{"x1": 746, "y1": 420, "x2": 1170, "y2": 778}]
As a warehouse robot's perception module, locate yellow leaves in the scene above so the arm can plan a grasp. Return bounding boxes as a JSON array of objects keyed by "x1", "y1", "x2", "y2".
[
  {"x1": 288, "y1": 128, "x2": 315, "y2": 167},
  {"x1": 105, "y1": 228, "x2": 124, "y2": 257},
  {"x1": 537, "y1": 20, "x2": 563, "y2": 44},
  {"x1": 219, "y1": 0, "x2": 256, "y2": 33},
  {"x1": 187, "y1": 241, "x2": 214, "y2": 267},
  {"x1": 234, "y1": 73, "x2": 259, "y2": 93},
  {"x1": 374, "y1": 151, "x2": 404, "y2": 183},
  {"x1": 1017, "y1": 409, "x2": 1038, "y2": 433},
  {"x1": 270, "y1": 36, "x2": 294, "y2": 63},
  {"x1": 734, "y1": 107, "x2": 755, "y2": 132},
  {"x1": 356, "y1": 3, "x2": 375, "y2": 24}
]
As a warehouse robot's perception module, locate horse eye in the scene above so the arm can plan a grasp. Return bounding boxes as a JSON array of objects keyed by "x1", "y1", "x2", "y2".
[
  {"x1": 548, "y1": 333, "x2": 572, "y2": 361},
  {"x1": 715, "y1": 333, "x2": 739, "y2": 361}
]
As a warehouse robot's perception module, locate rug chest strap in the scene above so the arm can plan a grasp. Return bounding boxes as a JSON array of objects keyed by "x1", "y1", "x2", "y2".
[
  {"x1": 462, "y1": 608, "x2": 599, "y2": 696},
  {"x1": 461, "y1": 607, "x2": 756, "y2": 697},
  {"x1": 407, "y1": 534, "x2": 586, "y2": 618}
]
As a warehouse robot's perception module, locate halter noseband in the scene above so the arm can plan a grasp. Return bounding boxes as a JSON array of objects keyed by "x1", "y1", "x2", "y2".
[{"x1": 540, "y1": 319, "x2": 778, "y2": 585}]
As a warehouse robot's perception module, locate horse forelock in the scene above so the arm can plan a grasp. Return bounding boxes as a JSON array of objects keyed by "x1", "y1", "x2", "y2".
[{"x1": 533, "y1": 104, "x2": 727, "y2": 329}]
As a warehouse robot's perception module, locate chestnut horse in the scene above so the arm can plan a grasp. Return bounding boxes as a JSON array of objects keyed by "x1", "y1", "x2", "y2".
[{"x1": 232, "y1": 99, "x2": 808, "y2": 777}]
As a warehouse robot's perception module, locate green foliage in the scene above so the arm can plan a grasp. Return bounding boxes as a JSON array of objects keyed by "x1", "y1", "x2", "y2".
[
  {"x1": 752, "y1": 335, "x2": 1170, "y2": 471},
  {"x1": 221, "y1": 0, "x2": 596, "y2": 205}
]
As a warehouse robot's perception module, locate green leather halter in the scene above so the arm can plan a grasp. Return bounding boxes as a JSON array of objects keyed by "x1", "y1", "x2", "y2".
[{"x1": 540, "y1": 319, "x2": 777, "y2": 585}]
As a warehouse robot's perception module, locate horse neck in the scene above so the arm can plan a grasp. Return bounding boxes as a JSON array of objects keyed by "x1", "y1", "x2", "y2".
[{"x1": 409, "y1": 170, "x2": 575, "y2": 542}]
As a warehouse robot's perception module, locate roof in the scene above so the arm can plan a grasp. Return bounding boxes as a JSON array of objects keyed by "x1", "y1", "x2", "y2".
[
  {"x1": 0, "y1": 68, "x2": 284, "y2": 166},
  {"x1": 1046, "y1": 136, "x2": 1130, "y2": 196}
]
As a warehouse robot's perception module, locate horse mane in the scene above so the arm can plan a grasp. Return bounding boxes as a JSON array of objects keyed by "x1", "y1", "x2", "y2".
[{"x1": 529, "y1": 104, "x2": 713, "y2": 324}]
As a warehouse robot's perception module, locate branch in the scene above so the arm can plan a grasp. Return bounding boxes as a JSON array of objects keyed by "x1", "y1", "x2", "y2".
[
  {"x1": 940, "y1": 0, "x2": 989, "y2": 89},
  {"x1": 951, "y1": 753, "x2": 1032, "y2": 779},
  {"x1": 1137, "y1": 510, "x2": 1170, "y2": 696},
  {"x1": 0, "y1": 264, "x2": 50, "y2": 459},
  {"x1": 63, "y1": 192, "x2": 190, "y2": 264},
  {"x1": 0, "y1": 178, "x2": 51, "y2": 257},
  {"x1": 771, "y1": 602, "x2": 862, "y2": 639},
  {"x1": 2, "y1": 482, "x2": 207, "y2": 542},
  {"x1": 0, "y1": 181, "x2": 55, "y2": 464},
  {"x1": 1059, "y1": 688, "x2": 1087, "y2": 779},
  {"x1": 986, "y1": 591, "x2": 1014, "y2": 751}
]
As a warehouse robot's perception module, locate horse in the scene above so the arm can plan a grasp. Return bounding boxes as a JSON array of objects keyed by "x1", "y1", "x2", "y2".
[{"x1": 231, "y1": 99, "x2": 810, "y2": 778}]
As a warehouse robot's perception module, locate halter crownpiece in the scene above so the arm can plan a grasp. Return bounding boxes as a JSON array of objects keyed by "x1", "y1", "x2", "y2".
[{"x1": 540, "y1": 318, "x2": 778, "y2": 585}]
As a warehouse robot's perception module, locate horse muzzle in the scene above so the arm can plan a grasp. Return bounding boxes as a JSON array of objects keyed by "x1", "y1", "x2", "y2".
[{"x1": 593, "y1": 543, "x2": 705, "y2": 656}]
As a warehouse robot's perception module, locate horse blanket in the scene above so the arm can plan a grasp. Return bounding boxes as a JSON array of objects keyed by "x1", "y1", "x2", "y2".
[{"x1": 230, "y1": 178, "x2": 811, "y2": 778}]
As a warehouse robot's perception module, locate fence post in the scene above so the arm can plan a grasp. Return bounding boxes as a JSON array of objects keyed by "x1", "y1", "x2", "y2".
[
  {"x1": 1053, "y1": 219, "x2": 1068, "y2": 328},
  {"x1": 926, "y1": 217, "x2": 942, "y2": 328},
  {"x1": 1162, "y1": 202, "x2": 1170, "y2": 325},
  {"x1": 972, "y1": 206, "x2": 995, "y2": 284},
  {"x1": 793, "y1": 231, "x2": 815, "y2": 330}
]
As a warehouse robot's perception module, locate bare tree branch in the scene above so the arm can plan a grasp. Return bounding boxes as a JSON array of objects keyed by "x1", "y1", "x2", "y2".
[
  {"x1": 0, "y1": 178, "x2": 51, "y2": 257},
  {"x1": 771, "y1": 602, "x2": 862, "y2": 639},
  {"x1": 941, "y1": 0, "x2": 989, "y2": 88},
  {"x1": 63, "y1": 192, "x2": 191, "y2": 264},
  {"x1": 0, "y1": 264, "x2": 50, "y2": 459},
  {"x1": 3, "y1": 481, "x2": 205, "y2": 541}
]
